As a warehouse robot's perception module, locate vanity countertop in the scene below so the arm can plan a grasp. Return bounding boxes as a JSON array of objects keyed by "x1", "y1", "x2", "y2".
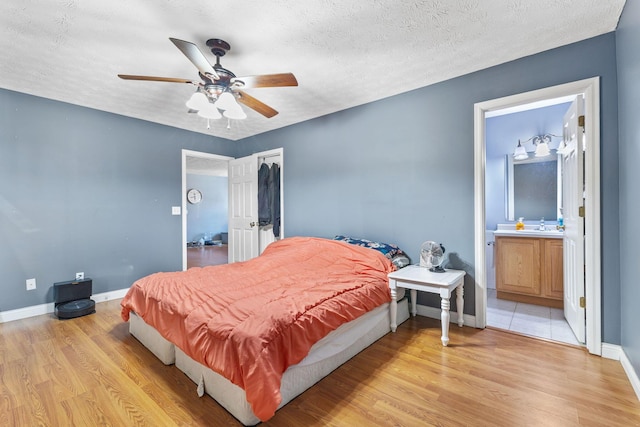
[{"x1": 494, "y1": 224, "x2": 563, "y2": 239}]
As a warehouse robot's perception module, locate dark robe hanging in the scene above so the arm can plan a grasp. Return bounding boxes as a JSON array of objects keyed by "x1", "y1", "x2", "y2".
[
  {"x1": 257, "y1": 162, "x2": 281, "y2": 238},
  {"x1": 269, "y1": 163, "x2": 281, "y2": 237},
  {"x1": 258, "y1": 163, "x2": 271, "y2": 226}
]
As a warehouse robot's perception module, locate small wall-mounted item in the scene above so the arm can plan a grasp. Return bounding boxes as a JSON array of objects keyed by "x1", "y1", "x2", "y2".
[{"x1": 187, "y1": 188, "x2": 202, "y2": 204}]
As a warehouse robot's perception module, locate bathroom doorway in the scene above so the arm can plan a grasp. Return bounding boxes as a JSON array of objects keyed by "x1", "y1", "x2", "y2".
[
  {"x1": 484, "y1": 99, "x2": 578, "y2": 345},
  {"x1": 473, "y1": 78, "x2": 602, "y2": 355}
]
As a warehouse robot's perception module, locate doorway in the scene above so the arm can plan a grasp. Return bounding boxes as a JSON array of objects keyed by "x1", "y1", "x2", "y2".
[
  {"x1": 181, "y1": 150, "x2": 233, "y2": 270},
  {"x1": 473, "y1": 78, "x2": 602, "y2": 355},
  {"x1": 484, "y1": 99, "x2": 578, "y2": 345}
]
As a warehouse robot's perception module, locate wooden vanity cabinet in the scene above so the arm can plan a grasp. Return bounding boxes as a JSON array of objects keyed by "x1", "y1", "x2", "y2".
[
  {"x1": 543, "y1": 239, "x2": 564, "y2": 300},
  {"x1": 495, "y1": 236, "x2": 563, "y2": 308}
]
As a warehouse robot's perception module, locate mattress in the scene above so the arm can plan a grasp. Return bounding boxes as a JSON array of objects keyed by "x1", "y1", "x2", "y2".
[{"x1": 129, "y1": 295, "x2": 409, "y2": 425}]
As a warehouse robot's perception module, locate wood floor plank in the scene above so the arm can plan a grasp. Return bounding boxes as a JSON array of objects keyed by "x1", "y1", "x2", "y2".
[{"x1": 0, "y1": 299, "x2": 639, "y2": 426}]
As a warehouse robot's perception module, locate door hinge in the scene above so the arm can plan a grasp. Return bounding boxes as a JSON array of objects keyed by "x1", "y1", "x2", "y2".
[
  {"x1": 578, "y1": 115, "x2": 585, "y2": 128},
  {"x1": 579, "y1": 296, "x2": 586, "y2": 308},
  {"x1": 578, "y1": 206, "x2": 585, "y2": 217}
]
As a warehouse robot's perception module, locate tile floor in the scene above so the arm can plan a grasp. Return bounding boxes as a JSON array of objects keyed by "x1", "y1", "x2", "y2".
[{"x1": 486, "y1": 288, "x2": 582, "y2": 346}]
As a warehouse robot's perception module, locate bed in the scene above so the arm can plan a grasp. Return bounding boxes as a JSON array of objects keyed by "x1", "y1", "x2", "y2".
[{"x1": 121, "y1": 236, "x2": 410, "y2": 425}]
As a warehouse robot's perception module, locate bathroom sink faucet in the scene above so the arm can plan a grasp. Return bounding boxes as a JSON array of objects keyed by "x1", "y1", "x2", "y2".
[{"x1": 539, "y1": 217, "x2": 545, "y2": 231}]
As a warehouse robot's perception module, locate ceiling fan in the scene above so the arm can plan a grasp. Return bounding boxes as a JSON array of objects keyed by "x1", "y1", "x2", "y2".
[{"x1": 118, "y1": 38, "x2": 298, "y2": 120}]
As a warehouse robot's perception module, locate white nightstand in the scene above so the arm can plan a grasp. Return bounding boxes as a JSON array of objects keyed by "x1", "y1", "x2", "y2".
[{"x1": 388, "y1": 265, "x2": 466, "y2": 346}]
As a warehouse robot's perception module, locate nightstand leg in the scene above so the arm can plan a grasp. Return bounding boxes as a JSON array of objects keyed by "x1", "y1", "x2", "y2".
[
  {"x1": 390, "y1": 287, "x2": 397, "y2": 332},
  {"x1": 441, "y1": 297, "x2": 450, "y2": 346},
  {"x1": 456, "y1": 284, "x2": 464, "y2": 327},
  {"x1": 410, "y1": 289, "x2": 418, "y2": 317}
]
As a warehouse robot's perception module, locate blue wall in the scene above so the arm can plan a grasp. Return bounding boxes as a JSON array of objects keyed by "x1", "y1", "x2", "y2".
[
  {"x1": 0, "y1": 90, "x2": 236, "y2": 311},
  {"x1": 186, "y1": 174, "x2": 228, "y2": 242},
  {"x1": 616, "y1": 1, "x2": 640, "y2": 378},
  {"x1": 0, "y1": 33, "x2": 624, "y2": 348},
  {"x1": 237, "y1": 34, "x2": 621, "y2": 343}
]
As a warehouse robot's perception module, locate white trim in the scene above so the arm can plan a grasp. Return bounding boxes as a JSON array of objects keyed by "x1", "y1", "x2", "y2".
[
  {"x1": 601, "y1": 343, "x2": 622, "y2": 360},
  {"x1": 474, "y1": 77, "x2": 602, "y2": 355},
  {"x1": 0, "y1": 288, "x2": 130, "y2": 323},
  {"x1": 474, "y1": 103, "x2": 487, "y2": 329},
  {"x1": 0, "y1": 302, "x2": 54, "y2": 323},
  {"x1": 92, "y1": 287, "x2": 131, "y2": 303},
  {"x1": 621, "y1": 348, "x2": 640, "y2": 401},
  {"x1": 415, "y1": 303, "x2": 476, "y2": 328},
  {"x1": 181, "y1": 150, "x2": 234, "y2": 271},
  {"x1": 485, "y1": 95, "x2": 576, "y2": 118}
]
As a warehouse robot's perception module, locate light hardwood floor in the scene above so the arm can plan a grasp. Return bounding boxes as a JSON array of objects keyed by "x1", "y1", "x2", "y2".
[
  {"x1": 187, "y1": 244, "x2": 228, "y2": 269},
  {"x1": 1, "y1": 299, "x2": 639, "y2": 426}
]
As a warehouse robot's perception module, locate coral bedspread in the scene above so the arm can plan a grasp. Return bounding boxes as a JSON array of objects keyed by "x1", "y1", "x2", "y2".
[{"x1": 120, "y1": 236, "x2": 394, "y2": 421}]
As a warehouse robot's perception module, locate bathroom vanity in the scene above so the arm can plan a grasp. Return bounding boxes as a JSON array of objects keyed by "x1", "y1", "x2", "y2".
[{"x1": 494, "y1": 226, "x2": 563, "y2": 308}]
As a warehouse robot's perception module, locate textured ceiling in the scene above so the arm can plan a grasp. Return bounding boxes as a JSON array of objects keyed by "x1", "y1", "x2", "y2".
[{"x1": 0, "y1": 1, "x2": 626, "y2": 141}]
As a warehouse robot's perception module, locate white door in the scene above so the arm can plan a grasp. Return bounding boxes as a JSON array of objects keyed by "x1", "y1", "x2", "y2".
[
  {"x1": 228, "y1": 155, "x2": 259, "y2": 263},
  {"x1": 561, "y1": 95, "x2": 586, "y2": 343}
]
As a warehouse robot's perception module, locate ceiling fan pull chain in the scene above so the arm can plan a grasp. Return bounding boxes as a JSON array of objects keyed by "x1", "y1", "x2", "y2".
[
  {"x1": 227, "y1": 118, "x2": 231, "y2": 129},
  {"x1": 207, "y1": 118, "x2": 210, "y2": 129}
]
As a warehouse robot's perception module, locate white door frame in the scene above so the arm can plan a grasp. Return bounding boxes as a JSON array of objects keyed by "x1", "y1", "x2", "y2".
[
  {"x1": 473, "y1": 77, "x2": 602, "y2": 355},
  {"x1": 181, "y1": 149, "x2": 234, "y2": 271}
]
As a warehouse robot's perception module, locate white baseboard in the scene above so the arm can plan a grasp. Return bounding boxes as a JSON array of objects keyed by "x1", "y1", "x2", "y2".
[
  {"x1": 620, "y1": 348, "x2": 640, "y2": 401},
  {"x1": 0, "y1": 288, "x2": 130, "y2": 323},
  {"x1": 601, "y1": 342, "x2": 622, "y2": 360},
  {"x1": 596, "y1": 342, "x2": 640, "y2": 401},
  {"x1": 91, "y1": 288, "x2": 130, "y2": 303},
  {"x1": 415, "y1": 303, "x2": 476, "y2": 328}
]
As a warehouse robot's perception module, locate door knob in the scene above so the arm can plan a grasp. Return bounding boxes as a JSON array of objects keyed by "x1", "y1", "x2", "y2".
[{"x1": 250, "y1": 222, "x2": 256, "y2": 227}]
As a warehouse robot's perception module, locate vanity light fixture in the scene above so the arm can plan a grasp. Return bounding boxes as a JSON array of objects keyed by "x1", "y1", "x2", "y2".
[
  {"x1": 533, "y1": 135, "x2": 551, "y2": 157},
  {"x1": 556, "y1": 133, "x2": 574, "y2": 155},
  {"x1": 513, "y1": 133, "x2": 561, "y2": 159},
  {"x1": 513, "y1": 139, "x2": 528, "y2": 160}
]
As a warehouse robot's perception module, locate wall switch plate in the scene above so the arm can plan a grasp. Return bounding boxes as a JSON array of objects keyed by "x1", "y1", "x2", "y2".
[
  {"x1": 171, "y1": 206, "x2": 181, "y2": 215},
  {"x1": 26, "y1": 278, "x2": 36, "y2": 291},
  {"x1": 76, "y1": 272, "x2": 84, "y2": 280}
]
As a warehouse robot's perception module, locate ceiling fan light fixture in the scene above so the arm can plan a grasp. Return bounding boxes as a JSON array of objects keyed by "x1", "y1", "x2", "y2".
[
  {"x1": 197, "y1": 103, "x2": 222, "y2": 119},
  {"x1": 223, "y1": 107, "x2": 247, "y2": 120},
  {"x1": 118, "y1": 37, "x2": 297, "y2": 123},
  {"x1": 186, "y1": 91, "x2": 209, "y2": 111},
  {"x1": 215, "y1": 91, "x2": 240, "y2": 111}
]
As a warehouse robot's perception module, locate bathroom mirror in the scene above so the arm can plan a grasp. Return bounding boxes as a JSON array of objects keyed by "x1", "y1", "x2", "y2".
[{"x1": 505, "y1": 154, "x2": 561, "y2": 221}]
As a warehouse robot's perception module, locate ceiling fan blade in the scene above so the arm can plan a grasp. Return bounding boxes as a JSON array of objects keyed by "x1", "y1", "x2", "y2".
[
  {"x1": 236, "y1": 91, "x2": 278, "y2": 118},
  {"x1": 118, "y1": 74, "x2": 195, "y2": 84},
  {"x1": 169, "y1": 37, "x2": 220, "y2": 80},
  {"x1": 232, "y1": 73, "x2": 298, "y2": 89}
]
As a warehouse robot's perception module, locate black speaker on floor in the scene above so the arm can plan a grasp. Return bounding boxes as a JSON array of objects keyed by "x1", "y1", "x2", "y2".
[{"x1": 54, "y1": 278, "x2": 95, "y2": 319}]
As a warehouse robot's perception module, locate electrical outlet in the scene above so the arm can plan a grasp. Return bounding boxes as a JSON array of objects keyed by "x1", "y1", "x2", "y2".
[
  {"x1": 76, "y1": 272, "x2": 84, "y2": 280},
  {"x1": 171, "y1": 206, "x2": 181, "y2": 215},
  {"x1": 26, "y1": 278, "x2": 36, "y2": 291}
]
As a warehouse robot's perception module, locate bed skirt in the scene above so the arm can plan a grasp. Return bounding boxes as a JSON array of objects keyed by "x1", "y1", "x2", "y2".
[{"x1": 129, "y1": 297, "x2": 410, "y2": 425}]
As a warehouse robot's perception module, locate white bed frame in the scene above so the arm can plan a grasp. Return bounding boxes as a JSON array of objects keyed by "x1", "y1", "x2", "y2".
[{"x1": 129, "y1": 295, "x2": 410, "y2": 425}]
